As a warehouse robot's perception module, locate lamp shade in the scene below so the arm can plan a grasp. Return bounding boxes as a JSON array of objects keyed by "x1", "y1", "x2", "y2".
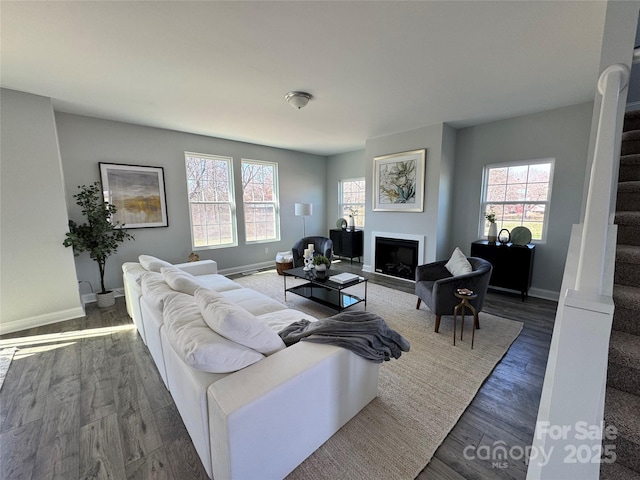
[{"x1": 295, "y1": 203, "x2": 312, "y2": 216}]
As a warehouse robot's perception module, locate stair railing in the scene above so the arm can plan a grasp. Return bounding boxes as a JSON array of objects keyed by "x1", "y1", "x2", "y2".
[
  {"x1": 576, "y1": 64, "x2": 629, "y2": 295},
  {"x1": 527, "y1": 64, "x2": 629, "y2": 480}
]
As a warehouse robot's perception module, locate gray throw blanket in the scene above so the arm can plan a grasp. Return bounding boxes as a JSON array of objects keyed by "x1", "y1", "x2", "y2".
[{"x1": 278, "y1": 311, "x2": 410, "y2": 363}]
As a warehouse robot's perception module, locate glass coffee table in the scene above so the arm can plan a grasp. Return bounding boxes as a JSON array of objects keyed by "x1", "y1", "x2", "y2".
[{"x1": 283, "y1": 266, "x2": 367, "y2": 312}]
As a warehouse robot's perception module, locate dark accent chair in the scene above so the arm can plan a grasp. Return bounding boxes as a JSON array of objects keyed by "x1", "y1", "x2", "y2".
[
  {"x1": 292, "y1": 236, "x2": 333, "y2": 268},
  {"x1": 415, "y1": 257, "x2": 492, "y2": 333}
]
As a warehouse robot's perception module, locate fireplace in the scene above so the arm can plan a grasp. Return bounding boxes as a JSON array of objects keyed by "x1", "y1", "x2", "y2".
[{"x1": 374, "y1": 237, "x2": 419, "y2": 281}]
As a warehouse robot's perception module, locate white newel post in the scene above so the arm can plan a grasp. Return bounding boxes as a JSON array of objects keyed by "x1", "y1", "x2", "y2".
[{"x1": 527, "y1": 64, "x2": 628, "y2": 480}]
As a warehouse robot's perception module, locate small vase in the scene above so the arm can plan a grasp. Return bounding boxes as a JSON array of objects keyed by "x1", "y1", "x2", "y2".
[
  {"x1": 488, "y1": 222, "x2": 498, "y2": 244},
  {"x1": 349, "y1": 216, "x2": 355, "y2": 232}
]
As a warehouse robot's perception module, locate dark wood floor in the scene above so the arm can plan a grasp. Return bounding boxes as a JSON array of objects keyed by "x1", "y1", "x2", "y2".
[{"x1": 0, "y1": 261, "x2": 555, "y2": 479}]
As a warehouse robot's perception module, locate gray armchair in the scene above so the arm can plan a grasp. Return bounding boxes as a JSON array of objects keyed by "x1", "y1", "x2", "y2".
[
  {"x1": 291, "y1": 236, "x2": 333, "y2": 268},
  {"x1": 415, "y1": 257, "x2": 492, "y2": 333}
]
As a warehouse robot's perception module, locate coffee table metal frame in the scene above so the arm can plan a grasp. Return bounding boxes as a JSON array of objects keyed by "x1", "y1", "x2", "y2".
[{"x1": 283, "y1": 267, "x2": 367, "y2": 312}]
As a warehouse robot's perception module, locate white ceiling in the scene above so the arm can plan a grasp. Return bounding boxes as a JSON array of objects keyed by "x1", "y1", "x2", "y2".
[{"x1": 1, "y1": 1, "x2": 608, "y2": 156}]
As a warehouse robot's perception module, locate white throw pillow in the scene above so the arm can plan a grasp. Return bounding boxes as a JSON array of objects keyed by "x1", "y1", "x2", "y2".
[
  {"x1": 445, "y1": 247, "x2": 473, "y2": 276},
  {"x1": 139, "y1": 255, "x2": 173, "y2": 272},
  {"x1": 163, "y1": 293, "x2": 264, "y2": 373},
  {"x1": 195, "y1": 288, "x2": 286, "y2": 355},
  {"x1": 161, "y1": 266, "x2": 201, "y2": 295},
  {"x1": 141, "y1": 271, "x2": 180, "y2": 310}
]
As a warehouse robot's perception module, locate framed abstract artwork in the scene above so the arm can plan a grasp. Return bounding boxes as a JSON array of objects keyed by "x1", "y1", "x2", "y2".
[
  {"x1": 372, "y1": 149, "x2": 426, "y2": 212},
  {"x1": 99, "y1": 163, "x2": 168, "y2": 228}
]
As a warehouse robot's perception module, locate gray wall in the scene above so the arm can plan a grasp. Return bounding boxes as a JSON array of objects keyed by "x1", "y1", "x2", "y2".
[
  {"x1": 326, "y1": 149, "x2": 366, "y2": 228},
  {"x1": 0, "y1": 89, "x2": 83, "y2": 332},
  {"x1": 449, "y1": 102, "x2": 594, "y2": 297},
  {"x1": 363, "y1": 123, "x2": 454, "y2": 268},
  {"x1": 55, "y1": 113, "x2": 328, "y2": 292}
]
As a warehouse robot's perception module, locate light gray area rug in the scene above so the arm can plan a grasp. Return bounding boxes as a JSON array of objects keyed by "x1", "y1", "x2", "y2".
[
  {"x1": 0, "y1": 347, "x2": 17, "y2": 391},
  {"x1": 234, "y1": 270, "x2": 524, "y2": 479}
]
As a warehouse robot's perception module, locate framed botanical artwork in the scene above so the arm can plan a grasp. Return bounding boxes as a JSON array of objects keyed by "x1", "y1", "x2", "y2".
[
  {"x1": 372, "y1": 149, "x2": 426, "y2": 212},
  {"x1": 99, "y1": 163, "x2": 168, "y2": 228}
]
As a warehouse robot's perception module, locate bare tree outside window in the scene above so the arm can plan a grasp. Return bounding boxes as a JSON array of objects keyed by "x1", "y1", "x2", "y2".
[
  {"x1": 339, "y1": 178, "x2": 366, "y2": 228},
  {"x1": 242, "y1": 160, "x2": 280, "y2": 243},
  {"x1": 481, "y1": 160, "x2": 554, "y2": 241},
  {"x1": 185, "y1": 152, "x2": 237, "y2": 248}
]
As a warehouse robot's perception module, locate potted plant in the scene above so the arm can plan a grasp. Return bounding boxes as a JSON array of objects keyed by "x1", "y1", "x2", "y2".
[
  {"x1": 63, "y1": 181, "x2": 134, "y2": 307},
  {"x1": 313, "y1": 255, "x2": 331, "y2": 271}
]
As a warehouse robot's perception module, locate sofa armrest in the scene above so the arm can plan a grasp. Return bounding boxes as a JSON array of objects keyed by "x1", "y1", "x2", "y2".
[
  {"x1": 174, "y1": 259, "x2": 218, "y2": 276},
  {"x1": 207, "y1": 342, "x2": 380, "y2": 480}
]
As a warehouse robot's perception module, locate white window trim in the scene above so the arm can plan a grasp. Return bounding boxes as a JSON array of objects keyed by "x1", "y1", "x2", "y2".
[
  {"x1": 241, "y1": 158, "x2": 281, "y2": 244},
  {"x1": 338, "y1": 177, "x2": 366, "y2": 228},
  {"x1": 185, "y1": 152, "x2": 238, "y2": 250},
  {"x1": 479, "y1": 158, "x2": 555, "y2": 244}
]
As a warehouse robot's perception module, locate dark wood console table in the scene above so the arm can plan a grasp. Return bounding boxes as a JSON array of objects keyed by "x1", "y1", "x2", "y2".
[
  {"x1": 330, "y1": 229, "x2": 363, "y2": 264},
  {"x1": 470, "y1": 240, "x2": 535, "y2": 301}
]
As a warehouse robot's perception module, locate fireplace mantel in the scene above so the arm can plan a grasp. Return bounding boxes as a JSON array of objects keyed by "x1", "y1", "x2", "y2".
[{"x1": 368, "y1": 231, "x2": 425, "y2": 281}]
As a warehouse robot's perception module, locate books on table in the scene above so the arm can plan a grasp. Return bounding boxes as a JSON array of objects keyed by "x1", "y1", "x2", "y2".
[{"x1": 329, "y1": 272, "x2": 360, "y2": 284}]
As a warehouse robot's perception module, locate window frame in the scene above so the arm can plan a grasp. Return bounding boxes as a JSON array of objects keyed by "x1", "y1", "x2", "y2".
[
  {"x1": 479, "y1": 158, "x2": 555, "y2": 244},
  {"x1": 241, "y1": 158, "x2": 281, "y2": 244},
  {"x1": 185, "y1": 151, "x2": 238, "y2": 250},
  {"x1": 338, "y1": 177, "x2": 366, "y2": 229}
]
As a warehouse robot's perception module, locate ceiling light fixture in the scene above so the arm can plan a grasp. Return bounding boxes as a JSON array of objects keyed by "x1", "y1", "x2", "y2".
[{"x1": 285, "y1": 91, "x2": 313, "y2": 109}]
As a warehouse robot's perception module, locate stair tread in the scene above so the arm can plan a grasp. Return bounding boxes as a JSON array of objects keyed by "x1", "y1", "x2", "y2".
[
  {"x1": 609, "y1": 330, "x2": 640, "y2": 370},
  {"x1": 616, "y1": 244, "x2": 640, "y2": 264},
  {"x1": 618, "y1": 180, "x2": 640, "y2": 192},
  {"x1": 616, "y1": 211, "x2": 640, "y2": 225},
  {"x1": 600, "y1": 459, "x2": 640, "y2": 479},
  {"x1": 621, "y1": 154, "x2": 640, "y2": 165},
  {"x1": 614, "y1": 284, "x2": 640, "y2": 311},
  {"x1": 622, "y1": 130, "x2": 640, "y2": 141},
  {"x1": 605, "y1": 387, "x2": 640, "y2": 444}
]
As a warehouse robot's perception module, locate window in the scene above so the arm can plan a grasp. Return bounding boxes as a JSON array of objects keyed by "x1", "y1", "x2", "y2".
[
  {"x1": 185, "y1": 152, "x2": 237, "y2": 249},
  {"x1": 241, "y1": 159, "x2": 280, "y2": 243},
  {"x1": 339, "y1": 178, "x2": 366, "y2": 228},
  {"x1": 480, "y1": 159, "x2": 554, "y2": 242}
]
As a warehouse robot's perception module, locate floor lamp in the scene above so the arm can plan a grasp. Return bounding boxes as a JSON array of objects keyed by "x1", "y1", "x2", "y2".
[{"x1": 295, "y1": 203, "x2": 312, "y2": 237}]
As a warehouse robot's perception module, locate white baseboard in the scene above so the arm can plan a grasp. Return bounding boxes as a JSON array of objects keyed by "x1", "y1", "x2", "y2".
[
  {"x1": 81, "y1": 287, "x2": 125, "y2": 306},
  {"x1": 218, "y1": 261, "x2": 276, "y2": 276},
  {"x1": 0, "y1": 306, "x2": 86, "y2": 335},
  {"x1": 528, "y1": 287, "x2": 560, "y2": 302},
  {"x1": 488, "y1": 285, "x2": 559, "y2": 302}
]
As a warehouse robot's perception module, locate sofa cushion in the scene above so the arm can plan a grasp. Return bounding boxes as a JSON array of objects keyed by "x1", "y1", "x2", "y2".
[
  {"x1": 195, "y1": 288, "x2": 286, "y2": 356},
  {"x1": 220, "y1": 288, "x2": 287, "y2": 316},
  {"x1": 163, "y1": 293, "x2": 264, "y2": 373},
  {"x1": 257, "y1": 308, "x2": 318, "y2": 333},
  {"x1": 193, "y1": 275, "x2": 244, "y2": 293},
  {"x1": 141, "y1": 271, "x2": 180, "y2": 311},
  {"x1": 445, "y1": 247, "x2": 472, "y2": 276},
  {"x1": 161, "y1": 266, "x2": 201, "y2": 295},
  {"x1": 139, "y1": 254, "x2": 173, "y2": 272}
]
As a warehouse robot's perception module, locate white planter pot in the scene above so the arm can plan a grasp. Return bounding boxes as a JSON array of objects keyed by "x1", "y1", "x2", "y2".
[
  {"x1": 315, "y1": 263, "x2": 327, "y2": 272},
  {"x1": 96, "y1": 291, "x2": 115, "y2": 308}
]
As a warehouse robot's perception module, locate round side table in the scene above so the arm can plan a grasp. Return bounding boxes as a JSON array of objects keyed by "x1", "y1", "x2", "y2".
[{"x1": 453, "y1": 291, "x2": 479, "y2": 349}]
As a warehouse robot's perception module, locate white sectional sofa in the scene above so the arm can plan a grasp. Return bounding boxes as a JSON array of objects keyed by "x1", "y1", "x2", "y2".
[{"x1": 122, "y1": 256, "x2": 380, "y2": 480}]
